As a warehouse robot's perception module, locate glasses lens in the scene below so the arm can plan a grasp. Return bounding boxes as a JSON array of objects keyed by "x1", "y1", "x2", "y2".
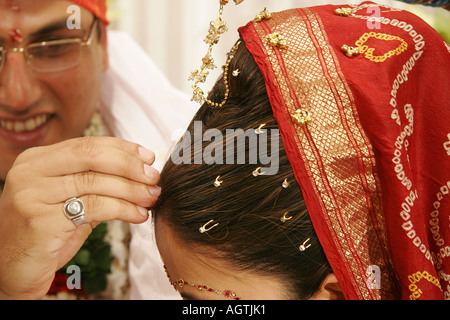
[{"x1": 27, "y1": 40, "x2": 82, "y2": 72}]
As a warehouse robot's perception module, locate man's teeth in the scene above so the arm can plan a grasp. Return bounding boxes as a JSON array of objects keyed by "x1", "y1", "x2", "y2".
[{"x1": 0, "y1": 115, "x2": 50, "y2": 133}]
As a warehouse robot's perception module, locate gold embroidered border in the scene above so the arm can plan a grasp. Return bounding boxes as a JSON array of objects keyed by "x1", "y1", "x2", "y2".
[
  {"x1": 252, "y1": 8, "x2": 398, "y2": 299},
  {"x1": 408, "y1": 270, "x2": 442, "y2": 300}
]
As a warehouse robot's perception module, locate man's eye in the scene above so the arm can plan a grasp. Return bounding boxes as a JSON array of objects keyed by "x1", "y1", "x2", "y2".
[{"x1": 29, "y1": 42, "x2": 78, "y2": 58}]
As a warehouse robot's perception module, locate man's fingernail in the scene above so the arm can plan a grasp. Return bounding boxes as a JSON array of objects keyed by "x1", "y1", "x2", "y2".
[
  {"x1": 137, "y1": 206, "x2": 149, "y2": 218},
  {"x1": 148, "y1": 186, "x2": 162, "y2": 198},
  {"x1": 144, "y1": 164, "x2": 159, "y2": 181},
  {"x1": 139, "y1": 147, "x2": 155, "y2": 163}
]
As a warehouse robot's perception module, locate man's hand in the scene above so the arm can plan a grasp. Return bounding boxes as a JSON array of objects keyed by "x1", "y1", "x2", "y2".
[{"x1": 0, "y1": 137, "x2": 160, "y2": 299}]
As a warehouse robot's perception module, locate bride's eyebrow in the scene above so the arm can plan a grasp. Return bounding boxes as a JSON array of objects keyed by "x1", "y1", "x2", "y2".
[{"x1": 180, "y1": 292, "x2": 197, "y2": 300}]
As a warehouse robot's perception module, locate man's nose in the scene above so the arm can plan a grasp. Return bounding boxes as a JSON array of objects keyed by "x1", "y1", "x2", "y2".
[{"x1": 0, "y1": 50, "x2": 42, "y2": 111}]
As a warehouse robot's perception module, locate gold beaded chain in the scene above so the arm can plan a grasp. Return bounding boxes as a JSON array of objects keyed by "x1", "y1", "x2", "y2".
[{"x1": 189, "y1": 1, "x2": 239, "y2": 108}]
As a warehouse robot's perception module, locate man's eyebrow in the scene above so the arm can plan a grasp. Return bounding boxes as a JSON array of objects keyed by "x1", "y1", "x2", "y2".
[
  {"x1": 0, "y1": 19, "x2": 71, "y2": 43},
  {"x1": 29, "y1": 19, "x2": 73, "y2": 38}
]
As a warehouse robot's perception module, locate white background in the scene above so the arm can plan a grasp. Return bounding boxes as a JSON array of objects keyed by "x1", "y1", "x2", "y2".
[{"x1": 107, "y1": 0, "x2": 447, "y2": 95}]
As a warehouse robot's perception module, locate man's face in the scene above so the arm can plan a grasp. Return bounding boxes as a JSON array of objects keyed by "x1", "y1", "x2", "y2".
[{"x1": 0, "y1": 0, "x2": 108, "y2": 180}]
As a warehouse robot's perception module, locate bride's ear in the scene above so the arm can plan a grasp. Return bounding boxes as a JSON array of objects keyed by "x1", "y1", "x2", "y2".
[{"x1": 311, "y1": 273, "x2": 345, "y2": 300}]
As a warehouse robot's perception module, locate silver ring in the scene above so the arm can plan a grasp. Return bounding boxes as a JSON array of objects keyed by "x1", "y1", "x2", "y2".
[{"x1": 63, "y1": 198, "x2": 86, "y2": 227}]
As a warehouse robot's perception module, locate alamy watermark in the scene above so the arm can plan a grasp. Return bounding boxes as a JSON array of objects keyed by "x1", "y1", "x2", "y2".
[
  {"x1": 66, "y1": 5, "x2": 81, "y2": 30},
  {"x1": 171, "y1": 121, "x2": 280, "y2": 175},
  {"x1": 366, "y1": 265, "x2": 382, "y2": 290},
  {"x1": 366, "y1": 6, "x2": 382, "y2": 30},
  {"x1": 66, "y1": 265, "x2": 82, "y2": 290}
]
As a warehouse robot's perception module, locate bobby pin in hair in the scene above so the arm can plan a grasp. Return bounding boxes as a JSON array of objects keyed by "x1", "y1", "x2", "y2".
[
  {"x1": 252, "y1": 167, "x2": 263, "y2": 177},
  {"x1": 299, "y1": 238, "x2": 312, "y2": 252},
  {"x1": 214, "y1": 176, "x2": 223, "y2": 187},
  {"x1": 280, "y1": 212, "x2": 293, "y2": 223},
  {"x1": 199, "y1": 220, "x2": 219, "y2": 234},
  {"x1": 282, "y1": 178, "x2": 290, "y2": 189},
  {"x1": 255, "y1": 123, "x2": 266, "y2": 135}
]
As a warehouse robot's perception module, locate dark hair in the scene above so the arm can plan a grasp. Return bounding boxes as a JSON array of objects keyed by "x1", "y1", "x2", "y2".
[{"x1": 153, "y1": 39, "x2": 332, "y2": 299}]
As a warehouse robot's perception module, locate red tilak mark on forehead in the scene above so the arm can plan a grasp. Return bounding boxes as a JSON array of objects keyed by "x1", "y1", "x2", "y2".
[
  {"x1": 9, "y1": 28, "x2": 23, "y2": 43},
  {"x1": 5, "y1": 0, "x2": 20, "y2": 10}
]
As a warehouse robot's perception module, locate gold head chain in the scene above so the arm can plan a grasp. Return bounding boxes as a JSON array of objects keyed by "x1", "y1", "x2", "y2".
[{"x1": 189, "y1": 0, "x2": 240, "y2": 108}]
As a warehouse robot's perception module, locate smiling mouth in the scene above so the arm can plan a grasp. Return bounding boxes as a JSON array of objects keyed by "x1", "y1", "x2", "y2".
[{"x1": 0, "y1": 114, "x2": 51, "y2": 133}]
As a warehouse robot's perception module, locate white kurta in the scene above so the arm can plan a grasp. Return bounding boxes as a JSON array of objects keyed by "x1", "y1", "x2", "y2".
[{"x1": 99, "y1": 31, "x2": 197, "y2": 299}]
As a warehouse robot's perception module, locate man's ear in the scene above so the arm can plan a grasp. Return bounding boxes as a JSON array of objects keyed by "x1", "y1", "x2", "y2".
[{"x1": 311, "y1": 273, "x2": 345, "y2": 300}]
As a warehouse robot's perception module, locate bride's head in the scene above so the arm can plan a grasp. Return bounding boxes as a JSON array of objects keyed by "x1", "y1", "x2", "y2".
[{"x1": 153, "y1": 39, "x2": 341, "y2": 300}]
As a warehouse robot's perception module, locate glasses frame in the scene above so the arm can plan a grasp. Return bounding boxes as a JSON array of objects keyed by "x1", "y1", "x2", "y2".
[{"x1": 0, "y1": 18, "x2": 98, "y2": 73}]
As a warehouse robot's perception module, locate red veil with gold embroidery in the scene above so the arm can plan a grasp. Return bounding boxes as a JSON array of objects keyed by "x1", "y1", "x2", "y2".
[{"x1": 239, "y1": 2, "x2": 449, "y2": 299}]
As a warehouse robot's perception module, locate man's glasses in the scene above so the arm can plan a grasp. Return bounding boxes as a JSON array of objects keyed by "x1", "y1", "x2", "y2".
[{"x1": 0, "y1": 18, "x2": 98, "y2": 73}]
